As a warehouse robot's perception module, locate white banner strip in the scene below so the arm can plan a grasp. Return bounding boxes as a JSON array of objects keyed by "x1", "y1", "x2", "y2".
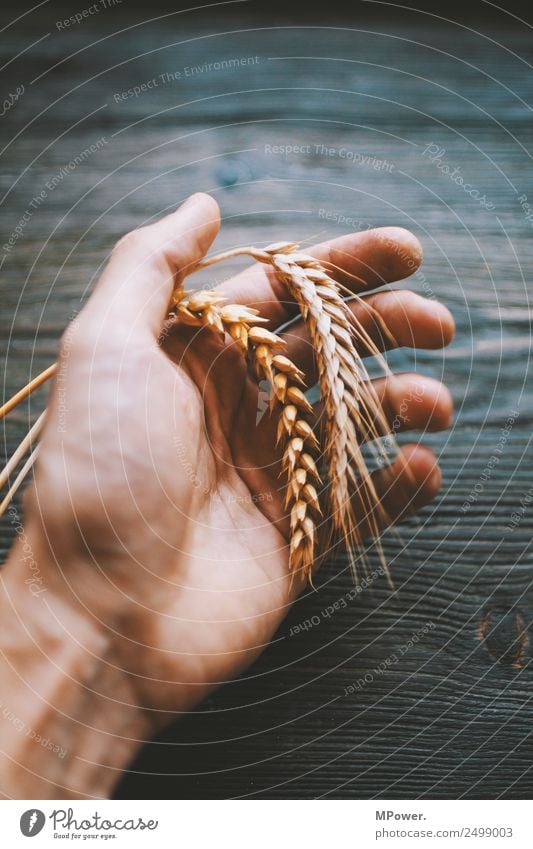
[{"x1": 2, "y1": 799, "x2": 532, "y2": 847}]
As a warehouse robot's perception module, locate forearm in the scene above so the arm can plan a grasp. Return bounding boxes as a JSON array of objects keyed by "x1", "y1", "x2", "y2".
[{"x1": 0, "y1": 534, "x2": 148, "y2": 799}]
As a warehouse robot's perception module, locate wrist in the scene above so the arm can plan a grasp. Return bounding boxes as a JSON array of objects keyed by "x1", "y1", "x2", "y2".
[{"x1": 0, "y1": 533, "x2": 149, "y2": 799}]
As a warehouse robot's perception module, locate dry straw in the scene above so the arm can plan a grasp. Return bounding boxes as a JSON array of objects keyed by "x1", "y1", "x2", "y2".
[{"x1": 0, "y1": 241, "x2": 401, "y2": 585}]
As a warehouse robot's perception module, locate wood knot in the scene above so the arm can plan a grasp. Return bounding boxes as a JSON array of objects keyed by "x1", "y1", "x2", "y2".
[{"x1": 478, "y1": 605, "x2": 529, "y2": 669}]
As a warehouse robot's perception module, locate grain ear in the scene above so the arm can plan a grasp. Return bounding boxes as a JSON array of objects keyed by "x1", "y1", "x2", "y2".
[
  {"x1": 173, "y1": 286, "x2": 320, "y2": 583},
  {"x1": 173, "y1": 241, "x2": 401, "y2": 584},
  {"x1": 260, "y1": 244, "x2": 397, "y2": 580}
]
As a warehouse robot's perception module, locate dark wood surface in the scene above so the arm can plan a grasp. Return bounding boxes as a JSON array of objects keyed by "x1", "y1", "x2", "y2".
[{"x1": 1, "y1": 1, "x2": 533, "y2": 799}]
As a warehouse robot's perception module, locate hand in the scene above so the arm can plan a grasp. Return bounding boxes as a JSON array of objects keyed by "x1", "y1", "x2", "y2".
[{"x1": 0, "y1": 193, "x2": 453, "y2": 797}]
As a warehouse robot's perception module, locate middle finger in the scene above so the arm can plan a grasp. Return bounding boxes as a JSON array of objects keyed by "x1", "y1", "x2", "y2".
[{"x1": 282, "y1": 289, "x2": 455, "y2": 380}]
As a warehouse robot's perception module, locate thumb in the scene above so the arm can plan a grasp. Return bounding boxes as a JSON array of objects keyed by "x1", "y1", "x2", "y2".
[{"x1": 85, "y1": 193, "x2": 220, "y2": 338}]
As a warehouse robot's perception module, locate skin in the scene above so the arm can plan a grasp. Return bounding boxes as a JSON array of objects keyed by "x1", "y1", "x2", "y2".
[{"x1": 0, "y1": 193, "x2": 454, "y2": 798}]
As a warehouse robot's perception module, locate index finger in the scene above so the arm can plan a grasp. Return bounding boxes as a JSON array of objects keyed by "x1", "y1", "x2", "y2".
[{"x1": 215, "y1": 226, "x2": 423, "y2": 326}]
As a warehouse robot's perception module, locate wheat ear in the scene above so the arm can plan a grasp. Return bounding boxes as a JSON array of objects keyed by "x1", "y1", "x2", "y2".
[
  {"x1": 268, "y1": 245, "x2": 402, "y2": 565},
  {"x1": 197, "y1": 244, "x2": 398, "y2": 577},
  {"x1": 171, "y1": 289, "x2": 322, "y2": 581}
]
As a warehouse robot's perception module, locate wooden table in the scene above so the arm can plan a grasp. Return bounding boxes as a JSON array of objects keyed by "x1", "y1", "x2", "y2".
[{"x1": 1, "y1": 2, "x2": 532, "y2": 798}]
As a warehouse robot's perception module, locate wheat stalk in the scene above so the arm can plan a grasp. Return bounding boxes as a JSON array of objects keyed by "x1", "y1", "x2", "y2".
[
  {"x1": 0, "y1": 410, "x2": 46, "y2": 491},
  {"x1": 0, "y1": 446, "x2": 40, "y2": 518},
  {"x1": 0, "y1": 363, "x2": 57, "y2": 421},
  {"x1": 170, "y1": 288, "x2": 322, "y2": 582},
  {"x1": 261, "y1": 246, "x2": 385, "y2": 549},
  {"x1": 196, "y1": 244, "x2": 399, "y2": 577}
]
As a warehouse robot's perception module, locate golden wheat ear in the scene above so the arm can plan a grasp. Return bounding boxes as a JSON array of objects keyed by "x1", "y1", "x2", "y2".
[
  {"x1": 224, "y1": 246, "x2": 398, "y2": 571},
  {"x1": 170, "y1": 288, "x2": 321, "y2": 584},
  {"x1": 193, "y1": 242, "x2": 404, "y2": 584}
]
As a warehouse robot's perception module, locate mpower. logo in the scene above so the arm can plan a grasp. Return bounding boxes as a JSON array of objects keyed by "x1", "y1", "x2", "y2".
[{"x1": 20, "y1": 809, "x2": 45, "y2": 837}]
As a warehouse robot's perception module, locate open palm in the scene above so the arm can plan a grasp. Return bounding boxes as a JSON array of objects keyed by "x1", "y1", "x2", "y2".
[{"x1": 27, "y1": 193, "x2": 453, "y2": 731}]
